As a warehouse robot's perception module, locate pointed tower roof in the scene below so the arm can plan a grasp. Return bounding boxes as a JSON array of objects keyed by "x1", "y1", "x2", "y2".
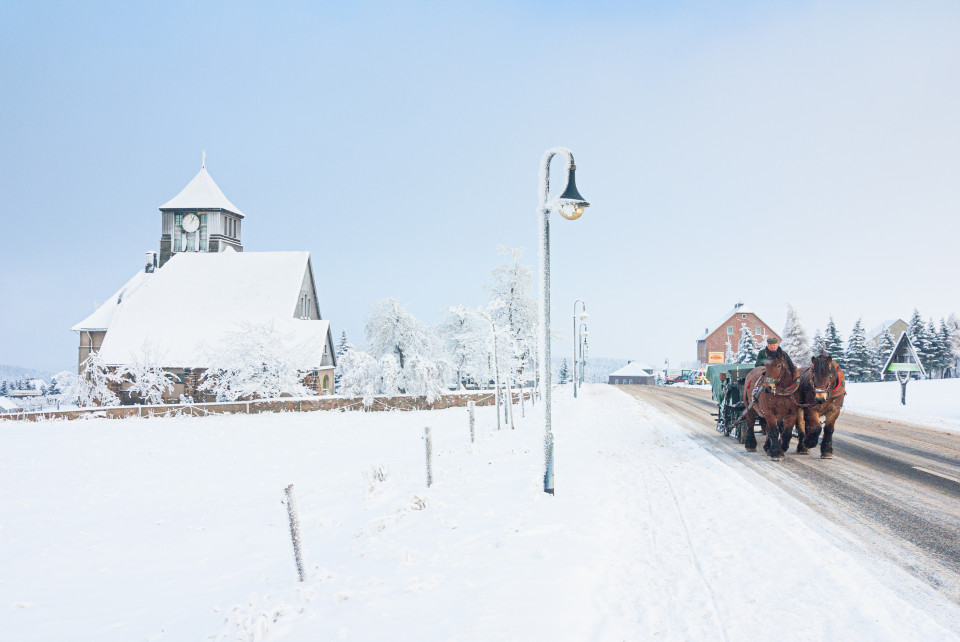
[{"x1": 159, "y1": 158, "x2": 244, "y2": 216}]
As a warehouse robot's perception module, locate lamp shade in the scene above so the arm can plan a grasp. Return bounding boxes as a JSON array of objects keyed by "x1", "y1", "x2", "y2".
[{"x1": 556, "y1": 165, "x2": 590, "y2": 220}]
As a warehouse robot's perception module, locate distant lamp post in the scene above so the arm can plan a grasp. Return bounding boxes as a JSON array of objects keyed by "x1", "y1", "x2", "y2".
[
  {"x1": 573, "y1": 301, "x2": 587, "y2": 398},
  {"x1": 539, "y1": 147, "x2": 590, "y2": 495}
]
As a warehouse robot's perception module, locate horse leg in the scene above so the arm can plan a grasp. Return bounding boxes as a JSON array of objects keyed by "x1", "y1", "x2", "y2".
[
  {"x1": 803, "y1": 409, "x2": 822, "y2": 449},
  {"x1": 768, "y1": 418, "x2": 785, "y2": 460},
  {"x1": 781, "y1": 415, "x2": 793, "y2": 453},
  {"x1": 794, "y1": 407, "x2": 809, "y2": 455},
  {"x1": 821, "y1": 408, "x2": 838, "y2": 459},
  {"x1": 744, "y1": 408, "x2": 758, "y2": 452}
]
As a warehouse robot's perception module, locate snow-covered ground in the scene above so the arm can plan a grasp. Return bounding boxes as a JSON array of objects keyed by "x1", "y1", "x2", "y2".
[
  {"x1": 845, "y1": 378, "x2": 960, "y2": 434},
  {"x1": 2, "y1": 385, "x2": 959, "y2": 640}
]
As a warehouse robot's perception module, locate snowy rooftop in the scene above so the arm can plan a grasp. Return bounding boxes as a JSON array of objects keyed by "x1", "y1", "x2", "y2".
[
  {"x1": 609, "y1": 362, "x2": 656, "y2": 377},
  {"x1": 96, "y1": 251, "x2": 329, "y2": 368},
  {"x1": 867, "y1": 319, "x2": 906, "y2": 342},
  {"x1": 697, "y1": 303, "x2": 778, "y2": 341},
  {"x1": 158, "y1": 166, "x2": 244, "y2": 216},
  {"x1": 71, "y1": 269, "x2": 153, "y2": 332}
]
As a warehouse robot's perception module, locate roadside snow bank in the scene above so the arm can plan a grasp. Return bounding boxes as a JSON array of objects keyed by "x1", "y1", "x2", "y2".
[{"x1": 845, "y1": 379, "x2": 960, "y2": 434}]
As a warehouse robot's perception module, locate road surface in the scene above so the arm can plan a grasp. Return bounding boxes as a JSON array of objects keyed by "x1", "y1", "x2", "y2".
[{"x1": 619, "y1": 384, "x2": 960, "y2": 606}]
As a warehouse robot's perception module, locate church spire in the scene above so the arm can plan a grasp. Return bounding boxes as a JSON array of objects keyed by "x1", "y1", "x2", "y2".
[{"x1": 201, "y1": 149, "x2": 206, "y2": 169}]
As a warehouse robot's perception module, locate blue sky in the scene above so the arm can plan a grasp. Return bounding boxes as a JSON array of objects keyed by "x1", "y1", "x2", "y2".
[{"x1": 2, "y1": 1, "x2": 959, "y2": 373}]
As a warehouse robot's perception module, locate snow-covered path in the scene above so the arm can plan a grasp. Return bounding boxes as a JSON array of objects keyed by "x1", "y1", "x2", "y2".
[{"x1": 1, "y1": 385, "x2": 958, "y2": 640}]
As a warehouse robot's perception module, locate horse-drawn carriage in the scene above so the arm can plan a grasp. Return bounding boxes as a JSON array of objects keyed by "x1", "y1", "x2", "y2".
[{"x1": 706, "y1": 363, "x2": 756, "y2": 444}]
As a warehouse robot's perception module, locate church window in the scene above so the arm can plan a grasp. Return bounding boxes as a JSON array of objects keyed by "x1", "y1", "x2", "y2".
[{"x1": 173, "y1": 213, "x2": 183, "y2": 252}]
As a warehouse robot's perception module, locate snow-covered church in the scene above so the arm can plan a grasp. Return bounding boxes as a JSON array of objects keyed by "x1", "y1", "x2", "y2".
[{"x1": 72, "y1": 157, "x2": 337, "y2": 403}]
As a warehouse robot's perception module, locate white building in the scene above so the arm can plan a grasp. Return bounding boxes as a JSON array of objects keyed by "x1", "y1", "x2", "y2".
[
  {"x1": 72, "y1": 158, "x2": 336, "y2": 402},
  {"x1": 608, "y1": 362, "x2": 656, "y2": 385}
]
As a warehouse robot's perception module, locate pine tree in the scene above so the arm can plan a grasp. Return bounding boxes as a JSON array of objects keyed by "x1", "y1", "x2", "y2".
[
  {"x1": 907, "y1": 309, "x2": 928, "y2": 377},
  {"x1": 559, "y1": 358, "x2": 570, "y2": 384},
  {"x1": 823, "y1": 318, "x2": 844, "y2": 369},
  {"x1": 0, "y1": 380, "x2": 7, "y2": 396},
  {"x1": 334, "y1": 329, "x2": 350, "y2": 392},
  {"x1": 780, "y1": 305, "x2": 812, "y2": 365},
  {"x1": 844, "y1": 318, "x2": 873, "y2": 382},
  {"x1": 875, "y1": 328, "x2": 896, "y2": 381},
  {"x1": 811, "y1": 329, "x2": 826, "y2": 355},
  {"x1": 946, "y1": 314, "x2": 960, "y2": 378},
  {"x1": 928, "y1": 318, "x2": 950, "y2": 379},
  {"x1": 724, "y1": 338, "x2": 735, "y2": 364},
  {"x1": 737, "y1": 323, "x2": 759, "y2": 364}
]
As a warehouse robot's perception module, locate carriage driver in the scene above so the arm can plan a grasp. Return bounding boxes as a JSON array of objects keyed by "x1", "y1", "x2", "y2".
[
  {"x1": 756, "y1": 336, "x2": 781, "y2": 368},
  {"x1": 752, "y1": 336, "x2": 783, "y2": 402}
]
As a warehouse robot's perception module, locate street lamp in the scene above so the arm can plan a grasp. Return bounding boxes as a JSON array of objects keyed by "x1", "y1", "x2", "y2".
[
  {"x1": 538, "y1": 147, "x2": 590, "y2": 495},
  {"x1": 573, "y1": 301, "x2": 587, "y2": 399},
  {"x1": 579, "y1": 324, "x2": 589, "y2": 385}
]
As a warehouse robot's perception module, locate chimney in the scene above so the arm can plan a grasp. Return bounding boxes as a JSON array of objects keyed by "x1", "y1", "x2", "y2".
[{"x1": 145, "y1": 251, "x2": 158, "y2": 273}]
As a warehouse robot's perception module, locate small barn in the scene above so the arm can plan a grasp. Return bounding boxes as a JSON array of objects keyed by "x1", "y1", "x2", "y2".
[{"x1": 608, "y1": 362, "x2": 656, "y2": 385}]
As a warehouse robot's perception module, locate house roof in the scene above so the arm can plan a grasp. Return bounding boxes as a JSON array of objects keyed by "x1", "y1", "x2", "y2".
[
  {"x1": 95, "y1": 251, "x2": 331, "y2": 369},
  {"x1": 697, "y1": 303, "x2": 779, "y2": 341},
  {"x1": 158, "y1": 166, "x2": 244, "y2": 216},
  {"x1": 609, "y1": 362, "x2": 656, "y2": 377},
  {"x1": 866, "y1": 319, "x2": 906, "y2": 342},
  {"x1": 71, "y1": 268, "x2": 154, "y2": 332}
]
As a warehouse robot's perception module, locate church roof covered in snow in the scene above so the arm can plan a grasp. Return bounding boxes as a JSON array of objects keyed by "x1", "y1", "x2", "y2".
[
  {"x1": 71, "y1": 268, "x2": 154, "y2": 332},
  {"x1": 158, "y1": 166, "x2": 244, "y2": 216},
  {"x1": 95, "y1": 251, "x2": 331, "y2": 369},
  {"x1": 609, "y1": 362, "x2": 656, "y2": 377}
]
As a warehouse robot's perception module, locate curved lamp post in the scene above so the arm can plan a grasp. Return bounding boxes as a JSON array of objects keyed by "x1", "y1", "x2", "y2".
[
  {"x1": 573, "y1": 301, "x2": 587, "y2": 398},
  {"x1": 539, "y1": 147, "x2": 590, "y2": 495}
]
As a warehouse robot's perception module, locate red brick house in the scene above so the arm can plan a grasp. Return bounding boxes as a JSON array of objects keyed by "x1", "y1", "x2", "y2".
[{"x1": 696, "y1": 302, "x2": 780, "y2": 365}]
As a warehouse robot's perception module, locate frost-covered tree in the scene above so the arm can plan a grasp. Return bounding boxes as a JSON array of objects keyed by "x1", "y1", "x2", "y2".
[
  {"x1": 364, "y1": 298, "x2": 449, "y2": 398},
  {"x1": 76, "y1": 351, "x2": 121, "y2": 407},
  {"x1": 199, "y1": 323, "x2": 313, "y2": 401},
  {"x1": 906, "y1": 309, "x2": 929, "y2": 376},
  {"x1": 737, "y1": 323, "x2": 759, "y2": 364},
  {"x1": 780, "y1": 305, "x2": 811, "y2": 365},
  {"x1": 558, "y1": 358, "x2": 570, "y2": 384},
  {"x1": 0, "y1": 380, "x2": 7, "y2": 396},
  {"x1": 486, "y1": 246, "x2": 537, "y2": 385},
  {"x1": 946, "y1": 314, "x2": 960, "y2": 378},
  {"x1": 811, "y1": 329, "x2": 826, "y2": 356},
  {"x1": 823, "y1": 318, "x2": 844, "y2": 368},
  {"x1": 724, "y1": 338, "x2": 735, "y2": 364},
  {"x1": 118, "y1": 346, "x2": 174, "y2": 405},
  {"x1": 928, "y1": 318, "x2": 950, "y2": 379},
  {"x1": 844, "y1": 318, "x2": 873, "y2": 382},
  {"x1": 874, "y1": 328, "x2": 896, "y2": 381},
  {"x1": 338, "y1": 349, "x2": 379, "y2": 406},
  {"x1": 438, "y1": 305, "x2": 490, "y2": 388},
  {"x1": 334, "y1": 329, "x2": 351, "y2": 393}
]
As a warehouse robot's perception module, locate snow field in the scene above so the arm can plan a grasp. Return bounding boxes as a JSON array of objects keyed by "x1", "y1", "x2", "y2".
[
  {"x1": 1, "y1": 385, "x2": 958, "y2": 640},
  {"x1": 844, "y1": 379, "x2": 960, "y2": 433}
]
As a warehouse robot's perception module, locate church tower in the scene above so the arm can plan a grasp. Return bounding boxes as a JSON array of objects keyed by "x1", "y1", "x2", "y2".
[{"x1": 158, "y1": 153, "x2": 245, "y2": 267}]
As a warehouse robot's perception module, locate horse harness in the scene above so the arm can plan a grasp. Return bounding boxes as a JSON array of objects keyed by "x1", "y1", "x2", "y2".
[{"x1": 800, "y1": 365, "x2": 846, "y2": 409}]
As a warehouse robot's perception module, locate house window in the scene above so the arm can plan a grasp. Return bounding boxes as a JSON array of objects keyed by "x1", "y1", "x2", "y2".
[
  {"x1": 756, "y1": 327, "x2": 762, "y2": 335},
  {"x1": 742, "y1": 314, "x2": 747, "y2": 319},
  {"x1": 727, "y1": 326, "x2": 733, "y2": 334}
]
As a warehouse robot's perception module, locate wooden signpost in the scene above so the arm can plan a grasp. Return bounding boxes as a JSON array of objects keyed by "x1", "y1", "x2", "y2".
[{"x1": 881, "y1": 333, "x2": 926, "y2": 405}]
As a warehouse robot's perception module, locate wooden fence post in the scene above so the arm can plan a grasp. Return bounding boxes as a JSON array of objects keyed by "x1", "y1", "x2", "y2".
[
  {"x1": 424, "y1": 427, "x2": 434, "y2": 487},
  {"x1": 284, "y1": 484, "x2": 305, "y2": 582}
]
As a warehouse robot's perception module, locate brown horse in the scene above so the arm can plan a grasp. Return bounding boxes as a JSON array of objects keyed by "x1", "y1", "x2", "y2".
[
  {"x1": 741, "y1": 348, "x2": 805, "y2": 460},
  {"x1": 797, "y1": 353, "x2": 846, "y2": 459}
]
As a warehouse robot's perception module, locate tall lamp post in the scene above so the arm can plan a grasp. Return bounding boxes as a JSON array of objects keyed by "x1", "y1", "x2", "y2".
[
  {"x1": 573, "y1": 300, "x2": 587, "y2": 398},
  {"x1": 538, "y1": 147, "x2": 590, "y2": 495},
  {"x1": 579, "y1": 323, "x2": 589, "y2": 385}
]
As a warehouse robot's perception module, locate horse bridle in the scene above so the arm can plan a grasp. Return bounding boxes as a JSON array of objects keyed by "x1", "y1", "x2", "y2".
[
  {"x1": 813, "y1": 363, "x2": 844, "y2": 399},
  {"x1": 763, "y1": 357, "x2": 800, "y2": 395}
]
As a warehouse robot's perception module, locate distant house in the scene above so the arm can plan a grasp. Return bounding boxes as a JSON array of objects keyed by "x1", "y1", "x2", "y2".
[
  {"x1": 866, "y1": 319, "x2": 908, "y2": 347},
  {"x1": 609, "y1": 362, "x2": 656, "y2": 385},
  {"x1": 0, "y1": 396, "x2": 22, "y2": 413},
  {"x1": 696, "y1": 302, "x2": 780, "y2": 364}
]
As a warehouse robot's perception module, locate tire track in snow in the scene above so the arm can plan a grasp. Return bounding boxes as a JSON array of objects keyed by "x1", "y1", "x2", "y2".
[{"x1": 656, "y1": 465, "x2": 731, "y2": 642}]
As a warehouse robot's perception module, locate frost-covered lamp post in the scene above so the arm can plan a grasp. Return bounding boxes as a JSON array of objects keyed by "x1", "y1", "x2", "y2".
[
  {"x1": 579, "y1": 324, "x2": 589, "y2": 385},
  {"x1": 538, "y1": 147, "x2": 590, "y2": 495},
  {"x1": 573, "y1": 301, "x2": 587, "y2": 399}
]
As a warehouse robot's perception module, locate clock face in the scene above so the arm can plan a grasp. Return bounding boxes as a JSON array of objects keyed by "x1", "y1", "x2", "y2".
[{"x1": 181, "y1": 213, "x2": 200, "y2": 233}]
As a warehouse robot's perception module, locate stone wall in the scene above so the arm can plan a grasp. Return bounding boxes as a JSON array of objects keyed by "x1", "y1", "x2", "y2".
[{"x1": 0, "y1": 390, "x2": 531, "y2": 423}]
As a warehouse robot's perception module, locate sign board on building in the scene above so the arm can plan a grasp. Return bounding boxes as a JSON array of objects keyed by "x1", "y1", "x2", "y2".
[{"x1": 708, "y1": 352, "x2": 724, "y2": 364}]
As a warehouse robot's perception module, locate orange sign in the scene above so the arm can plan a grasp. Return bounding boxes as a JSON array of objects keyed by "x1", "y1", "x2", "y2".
[{"x1": 708, "y1": 352, "x2": 724, "y2": 364}]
